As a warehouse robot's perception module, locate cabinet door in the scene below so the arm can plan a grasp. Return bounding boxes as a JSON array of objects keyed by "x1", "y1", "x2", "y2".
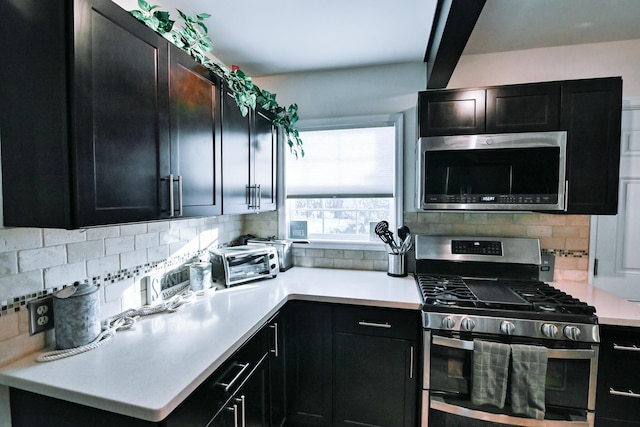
[
  {"x1": 268, "y1": 314, "x2": 287, "y2": 427},
  {"x1": 221, "y1": 89, "x2": 252, "y2": 214},
  {"x1": 486, "y1": 83, "x2": 560, "y2": 133},
  {"x1": 561, "y1": 77, "x2": 623, "y2": 214},
  {"x1": 418, "y1": 89, "x2": 485, "y2": 136},
  {"x1": 334, "y1": 333, "x2": 417, "y2": 427},
  {"x1": 595, "y1": 325, "x2": 640, "y2": 425},
  {"x1": 284, "y1": 302, "x2": 333, "y2": 426},
  {"x1": 252, "y1": 109, "x2": 277, "y2": 212},
  {"x1": 169, "y1": 46, "x2": 222, "y2": 218},
  {"x1": 74, "y1": 0, "x2": 171, "y2": 226}
]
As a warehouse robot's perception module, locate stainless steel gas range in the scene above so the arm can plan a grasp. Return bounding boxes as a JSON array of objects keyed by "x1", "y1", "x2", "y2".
[{"x1": 414, "y1": 235, "x2": 599, "y2": 427}]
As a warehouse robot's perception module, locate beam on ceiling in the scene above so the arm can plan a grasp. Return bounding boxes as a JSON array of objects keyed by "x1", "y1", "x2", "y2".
[{"x1": 424, "y1": 0, "x2": 485, "y2": 89}]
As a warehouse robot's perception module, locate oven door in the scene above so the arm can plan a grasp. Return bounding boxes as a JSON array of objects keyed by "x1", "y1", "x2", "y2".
[{"x1": 423, "y1": 331, "x2": 598, "y2": 427}]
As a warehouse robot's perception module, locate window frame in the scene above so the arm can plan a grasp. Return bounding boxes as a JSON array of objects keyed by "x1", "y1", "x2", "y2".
[{"x1": 278, "y1": 113, "x2": 404, "y2": 251}]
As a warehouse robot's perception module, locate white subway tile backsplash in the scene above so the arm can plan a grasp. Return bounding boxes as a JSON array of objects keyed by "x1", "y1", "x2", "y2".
[
  {"x1": 43, "y1": 228, "x2": 86, "y2": 246},
  {"x1": 134, "y1": 232, "x2": 160, "y2": 250},
  {"x1": 147, "y1": 221, "x2": 171, "y2": 233},
  {"x1": 85, "y1": 226, "x2": 120, "y2": 240},
  {"x1": 0, "y1": 270, "x2": 43, "y2": 302},
  {"x1": 0, "y1": 228, "x2": 42, "y2": 252},
  {"x1": 104, "y1": 277, "x2": 136, "y2": 303},
  {"x1": 0, "y1": 252, "x2": 18, "y2": 276},
  {"x1": 67, "y1": 240, "x2": 105, "y2": 263},
  {"x1": 105, "y1": 236, "x2": 135, "y2": 255},
  {"x1": 147, "y1": 245, "x2": 170, "y2": 263},
  {"x1": 119, "y1": 249, "x2": 148, "y2": 270},
  {"x1": 18, "y1": 246, "x2": 66, "y2": 272},
  {"x1": 44, "y1": 262, "x2": 86, "y2": 289},
  {"x1": 87, "y1": 255, "x2": 120, "y2": 278},
  {"x1": 120, "y1": 223, "x2": 148, "y2": 236}
]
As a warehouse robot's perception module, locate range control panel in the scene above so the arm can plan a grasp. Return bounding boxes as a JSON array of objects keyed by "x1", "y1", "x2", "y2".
[{"x1": 452, "y1": 240, "x2": 503, "y2": 256}]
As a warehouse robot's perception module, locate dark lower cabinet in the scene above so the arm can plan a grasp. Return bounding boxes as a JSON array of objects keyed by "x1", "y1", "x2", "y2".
[
  {"x1": 284, "y1": 302, "x2": 420, "y2": 427},
  {"x1": 284, "y1": 302, "x2": 334, "y2": 426},
  {"x1": 595, "y1": 325, "x2": 640, "y2": 427}
]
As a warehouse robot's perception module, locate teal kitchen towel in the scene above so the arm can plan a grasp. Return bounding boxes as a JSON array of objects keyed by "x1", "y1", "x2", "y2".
[
  {"x1": 510, "y1": 344, "x2": 548, "y2": 420},
  {"x1": 471, "y1": 340, "x2": 511, "y2": 409}
]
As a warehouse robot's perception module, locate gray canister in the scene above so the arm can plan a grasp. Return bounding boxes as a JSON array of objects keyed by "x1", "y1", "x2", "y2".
[
  {"x1": 53, "y1": 282, "x2": 101, "y2": 350},
  {"x1": 189, "y1": 262, "x2": 212, "y2": 292}
]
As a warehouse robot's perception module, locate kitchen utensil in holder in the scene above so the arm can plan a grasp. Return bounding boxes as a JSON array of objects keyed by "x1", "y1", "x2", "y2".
[
  {"x1": 53, "y1": 281, "x2": 101, "y2": 350},
  {"x1": 387, "y1": 252, "x2": 407, "y2": 277}
]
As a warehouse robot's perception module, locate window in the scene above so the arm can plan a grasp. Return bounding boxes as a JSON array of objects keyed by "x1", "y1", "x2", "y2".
[{"x1": 282, "y1": 114, "x2": 403, "y2": 247}]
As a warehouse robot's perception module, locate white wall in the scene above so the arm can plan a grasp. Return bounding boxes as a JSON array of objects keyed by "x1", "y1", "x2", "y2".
[{"x1": 448, "y1": 39, "x2": 640, "y2": 95}]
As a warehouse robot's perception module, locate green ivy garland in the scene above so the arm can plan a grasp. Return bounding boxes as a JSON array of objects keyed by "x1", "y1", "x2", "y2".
[{"x1": 130, "y1": 0, "x2": 304, "y2": 158}]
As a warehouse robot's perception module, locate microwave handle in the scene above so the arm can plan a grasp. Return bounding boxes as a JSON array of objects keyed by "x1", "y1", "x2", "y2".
[{"x1": 431, "y1": 335, "x2": 596, "y2": 360}]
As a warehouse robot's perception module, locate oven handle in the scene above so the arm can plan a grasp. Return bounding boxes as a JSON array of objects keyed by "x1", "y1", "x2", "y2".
[
  {"x1": 431, "y1": 397, "x2": 594, "y2": 427},
  {"x1": 432, "y1": 336, "x2": 597, "y2": 360}
]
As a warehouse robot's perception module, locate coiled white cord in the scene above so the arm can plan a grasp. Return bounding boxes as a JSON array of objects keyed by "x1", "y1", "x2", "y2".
[{"x1": 36, "y1": 290, "x2": 197, "y2": 363}]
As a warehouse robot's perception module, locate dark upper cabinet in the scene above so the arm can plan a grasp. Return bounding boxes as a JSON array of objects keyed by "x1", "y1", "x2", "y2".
[
  {"x1": 221, "y1": 88, "x2": 277, "y2": 214},
  {"x1": 1, "y1": 0, "x2": 171, "y2": 228},
  {"x1": 417, "y1": 77, "x2": 622, "y2": 215},
  {"x1": 0, "y1": 0, "x2": 225, "y2": 228},
  {"x1": 486, "y1": 83, "x2": 560, "y2": 132},
  {"x1": 418, "y1": 89, "x2": 486, "y2": 136},
  {"x1": 168, "y1": 46, "x2": 222, "y2": 218},
  {"x1": 561, "y1": 77, "x2": 622, "y2": 215}
]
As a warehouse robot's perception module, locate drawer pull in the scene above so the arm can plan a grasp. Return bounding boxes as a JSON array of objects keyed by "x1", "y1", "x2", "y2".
[
  {"x1": 219, "y1": 362, "x2": 250, "y2": 392},
  {"x1": 610, "y1": 387, "x2": 640, "y2": 398},
  {"x1": 358, "y1": 320, "x2": 391, "y2": 329},
  {"x1": 613, "y1": 343, "x2": 640, "y2": 352}
]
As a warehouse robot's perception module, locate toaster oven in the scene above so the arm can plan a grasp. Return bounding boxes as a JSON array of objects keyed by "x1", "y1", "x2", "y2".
[{"x1": 209, "y1": 245, "x2": 279, "y2": 287}]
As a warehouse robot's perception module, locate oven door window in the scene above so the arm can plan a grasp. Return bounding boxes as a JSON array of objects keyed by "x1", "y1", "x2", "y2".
[{"x1": 429, "y1": 335, "x2": 593, "y2": 415}]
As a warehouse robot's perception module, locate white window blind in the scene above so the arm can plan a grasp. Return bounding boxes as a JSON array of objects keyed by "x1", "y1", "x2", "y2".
[{"x1": 286, "y1": 125, "x2": 396, "y2": 198}]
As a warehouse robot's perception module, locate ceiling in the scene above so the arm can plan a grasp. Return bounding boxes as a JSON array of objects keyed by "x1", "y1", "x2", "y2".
[{"x1": 113, "y1": 0, "x2": 640, "y2": 79}]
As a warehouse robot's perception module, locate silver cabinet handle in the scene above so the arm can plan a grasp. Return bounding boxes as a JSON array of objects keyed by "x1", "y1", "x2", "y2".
[
  {"x1": 613, "y1": 343, "x2": 640, "y2": 352},
  {"x1": 176, "y1": 175, "x2": 183, "y2": 217},
  {"x1": 240, "y1": 395, "x2": 246, "y2": 427},
  {"x1": 256, "y1": 184, "x2": 261, "y2": 209},
  {"x1": 225, "y1": 403, "x2": 239, "y2": 427},
  {"x1": 219, "y1": 362, "x2": 250, "y2": 392},
  {"x1": 409, "y1": 345, "x2": 414, "y2": 379},
  {"x1": 358, "y1": 320, "x2": 391, "y2": 329},
  {"x1": 163, "y1": 174, "x2": 175, "y2": 217},
  {"x1": 270, "y1": 322, "x2": 279, "y2": 357},
  {"x1": 610, "y1": 387, "x2": 640, "y2": 398}
]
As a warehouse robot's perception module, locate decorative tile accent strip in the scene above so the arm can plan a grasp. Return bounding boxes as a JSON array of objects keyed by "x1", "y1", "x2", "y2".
[
  {"x1": 0, "y1": 250, "x2": 203, "y2": 318},
  {"x1": 542, "y1": 249, "x2": 589, "y2": 258}
]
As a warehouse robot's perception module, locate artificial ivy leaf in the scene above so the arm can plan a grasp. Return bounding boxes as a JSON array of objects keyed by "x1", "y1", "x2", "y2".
[
  {"x1": 138, "y1": 0, "x2": 151, "y2": 12},
  {"x1": 197, "y1": 13, "x2": 212, "y2": 20}
]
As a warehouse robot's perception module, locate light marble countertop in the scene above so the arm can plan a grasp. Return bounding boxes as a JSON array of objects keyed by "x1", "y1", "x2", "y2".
[
  {"x1": 552, "y1": 280, "x2": 640, "y2": 327},
  {"x1": 0, "y1": 267, "x2": 421, "y2": 422},
  {"x1": 2, "y1": 267, "x2": 640, "y2": 424}
]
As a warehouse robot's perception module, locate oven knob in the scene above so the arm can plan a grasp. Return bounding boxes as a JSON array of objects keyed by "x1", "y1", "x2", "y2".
[
  {"x1": 461, "y1": 317, "x2": 476, "y2": 331},
  {"x1": 441, "y1": 316, "x2": 456, "y2": 329},
  {"x1": 500, "y1": 320, "x2": 515, "y2": 335},
  {"x1": 541, "y1": 323, "x2": 559, "y2": 338},
  {"x1": 564, "y1": 325, "x2": 581, "y2": 341}
]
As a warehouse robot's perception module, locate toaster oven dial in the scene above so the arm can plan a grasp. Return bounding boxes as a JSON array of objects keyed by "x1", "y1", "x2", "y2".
[
  {"x1": 541, "y1": 323, "x2": 559, "y2": 338},
  {"x1": 564, "y1": 325, "x2": 581, "y2": 341},
  {"x1": 441, "y1": 316, "x2": 455, "y2": 330},
  {"x1": 500, "y1": 320, "x2": 515, "y2": 335},
  {"x1": 460, "y1": 317, "x2": 476, "y2": 331}
]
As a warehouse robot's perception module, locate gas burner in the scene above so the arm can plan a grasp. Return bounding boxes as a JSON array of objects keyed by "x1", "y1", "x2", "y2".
[
  {"x1": 537, "y1": 305, "x2": 557, "y2": 312},
  {"x1": 435, "y1": 293, "x2": 460, "y2": 305}
]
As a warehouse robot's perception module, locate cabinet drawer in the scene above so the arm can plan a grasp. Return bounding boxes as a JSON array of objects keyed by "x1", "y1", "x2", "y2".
[
  {"x1": 166, "y1": 327, "x2": 268, "y2": 426},
  {"x1": 596, "y1": 326, "x2": 640, "y2": 421},
  {"x1": 334, "y1": 305, "x2": 419, "y2": 340}
]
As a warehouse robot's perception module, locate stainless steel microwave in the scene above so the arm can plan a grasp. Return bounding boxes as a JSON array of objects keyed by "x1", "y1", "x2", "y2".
[{"x1": 417, "y1": 131, "x2": 567, "y2": 211}]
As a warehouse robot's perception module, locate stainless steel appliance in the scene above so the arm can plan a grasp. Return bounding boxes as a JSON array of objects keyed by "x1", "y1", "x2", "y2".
[
  {"x1": 415, "y1": 235, "x2": 598, "y2": 427},
  {"x1": 210, "y1": 245, "x2": 279, "y2": 287},
  {"x1": 246, "y1": 238, "x2": 294, "y2": 271},
  {"x1": 417, "y1": 131, "x2": 567, "y2": 211}
]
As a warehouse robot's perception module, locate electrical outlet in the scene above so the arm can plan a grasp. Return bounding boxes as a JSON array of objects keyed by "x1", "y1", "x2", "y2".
[{"x1": 27, "y1": 296, "x2": 55, "y2": 335}]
